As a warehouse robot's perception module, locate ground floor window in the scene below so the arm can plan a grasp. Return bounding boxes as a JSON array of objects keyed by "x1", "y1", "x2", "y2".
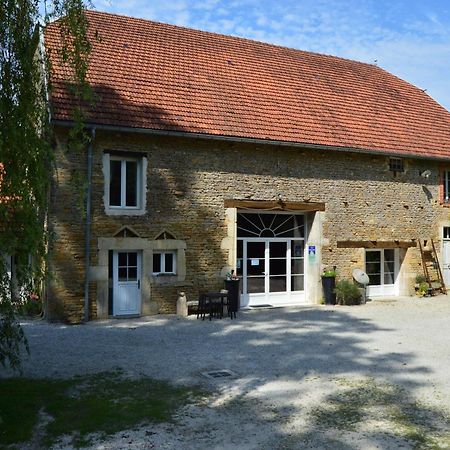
[
  {"x1": 365, "y1": 249, "x2": 395, "y2": 285},
  {"x1": 153, "y1": 251, "x2": 176, "y2": 275}
]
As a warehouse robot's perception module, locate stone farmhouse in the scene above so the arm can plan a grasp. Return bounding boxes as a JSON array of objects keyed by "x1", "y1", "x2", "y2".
[{"x1": 45, "y1": 10, "x2": 450, "y2": 323}]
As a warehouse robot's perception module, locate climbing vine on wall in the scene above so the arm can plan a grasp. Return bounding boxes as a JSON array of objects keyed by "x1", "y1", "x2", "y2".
[{"x1": 0, "y1": 0, "x2": 92, "y2": 370}]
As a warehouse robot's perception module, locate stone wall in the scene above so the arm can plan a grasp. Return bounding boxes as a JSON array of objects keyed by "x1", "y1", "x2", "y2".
[{"x1": 48, "y1": 127, "x2": 449, "y2": 322}]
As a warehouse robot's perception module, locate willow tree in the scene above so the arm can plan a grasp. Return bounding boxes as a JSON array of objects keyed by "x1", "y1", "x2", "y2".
[{"x1": 0, "y1": 0, "x2": 91, "y2": 370}]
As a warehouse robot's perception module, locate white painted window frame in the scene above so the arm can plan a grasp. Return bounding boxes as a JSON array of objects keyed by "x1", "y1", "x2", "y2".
[
  {"x1": 103, "y1": 152, "x2": 147, "y2": 216},
  {"x1": 445, "y1": 170, "x2": 450, "y2": 203},
  {"x1": 365, "y1": 248, "x2": 400, "y2": 296},
  {"x1": 152, "y1": 251, "x2": 177, "y2": 276}
]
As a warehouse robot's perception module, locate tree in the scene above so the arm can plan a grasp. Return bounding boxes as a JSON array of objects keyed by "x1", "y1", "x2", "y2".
[{"x1": 0, "y1": 0, "x2": 91, "y2": 371}]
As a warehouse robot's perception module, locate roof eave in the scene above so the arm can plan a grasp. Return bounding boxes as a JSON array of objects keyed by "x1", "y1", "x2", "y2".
[{"x1": 51, "y1": 119, "x2": 450, "y2": 162}]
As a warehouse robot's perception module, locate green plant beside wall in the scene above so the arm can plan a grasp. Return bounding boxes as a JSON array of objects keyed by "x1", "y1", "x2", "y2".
[
  {"x1": 334, "y1": 279, "x2": 362, "y2": 305},
  {"x1": 322, "y1": 268, "x2": 337, "y2": 277},
  {"x1": 415, "y1": 274, "x2": 427, "y2": 284},
  {"x1": 417, "y1": 282, "x2": 429, "y2": 297}
]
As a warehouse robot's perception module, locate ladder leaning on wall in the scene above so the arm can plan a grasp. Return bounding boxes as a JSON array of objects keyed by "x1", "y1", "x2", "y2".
[{"x1": 418, "y1": 239, "x2": 447, "y2": 295}]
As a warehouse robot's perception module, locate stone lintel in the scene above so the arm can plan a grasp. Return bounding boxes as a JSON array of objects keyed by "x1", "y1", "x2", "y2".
[
  {"x1": 224, "y1": 199, "x2": 325, "y2": 211},
  {"x1": 337, "y1": 240, "x2": 417, "y2": 249}
]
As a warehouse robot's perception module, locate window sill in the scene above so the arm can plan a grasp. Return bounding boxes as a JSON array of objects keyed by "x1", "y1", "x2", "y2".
[
  {"x1": 104, "y1": 207, "x2": 146, "y2": 216},
  {"x1": 151, "y1": 280, "x2": 193, "y2": 287},
  {"x1": 151, "y1": 274, "x2": 186, "y2": 286}
]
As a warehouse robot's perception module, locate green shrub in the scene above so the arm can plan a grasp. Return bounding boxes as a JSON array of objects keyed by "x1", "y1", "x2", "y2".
[
  {"x1": 17, "y1": 295, "x2": 42, "y2": 317},
  {"x1": 417, "y1": 282, "x2": 429, "y2": 296},
  {"x1": 334, "y1": 279, "x2": 362, "y2": 305},
  {"x1": 415, "y1": 274, "x2": 427, "y2": 284}
]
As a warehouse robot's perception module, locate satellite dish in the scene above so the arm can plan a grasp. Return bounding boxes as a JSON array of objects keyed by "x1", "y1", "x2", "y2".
[
  {"x1": 353, "y1": 268, "x2": 370, "y2": 285},
  {"x1": 420, "y1": 169, "x2": 431, "y2": 178}
]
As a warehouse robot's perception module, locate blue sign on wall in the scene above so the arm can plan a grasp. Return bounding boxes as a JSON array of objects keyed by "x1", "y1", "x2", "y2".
[{"x1": 308, "y1": 245, "x2": 316, "y2": 262}]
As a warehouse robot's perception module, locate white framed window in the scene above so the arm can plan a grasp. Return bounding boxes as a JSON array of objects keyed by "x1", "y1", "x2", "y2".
[
  {"x1": 153, "y1": 251, "x2": 176, "y2": 275},
  {"x1": 103, "y1": 152, "x2": 147, "y2": 215},
  {"x1": 365, "y1": 248, "x2": 399, "y2": 297},
  {"x1": 365, "y1": 249, "x2": 396, "y2": 286},
  {"x1": 444, "y1": 170, "x2": 450, "y2": 203},
  {"x1": 109, "y1": 156, "x2": 140, "y2": 208}
]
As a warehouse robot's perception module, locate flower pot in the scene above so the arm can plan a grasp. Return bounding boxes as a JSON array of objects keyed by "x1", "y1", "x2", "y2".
[{"x1": 321, "y1": 276, "x2": 336, "y2": 305}]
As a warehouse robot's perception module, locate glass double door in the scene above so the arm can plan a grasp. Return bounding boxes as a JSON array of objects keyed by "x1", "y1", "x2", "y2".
[
  {"x1": 237, "y1": 239, "x2": 305, "y2": 307},
  {"x1": 365, "y1": 249, "x2": 399, "y2": 297}
]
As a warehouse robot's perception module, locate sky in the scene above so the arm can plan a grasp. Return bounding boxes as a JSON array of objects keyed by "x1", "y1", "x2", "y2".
[{"x1": 91, "y1": 0, "x2": 450, "y2": 110}]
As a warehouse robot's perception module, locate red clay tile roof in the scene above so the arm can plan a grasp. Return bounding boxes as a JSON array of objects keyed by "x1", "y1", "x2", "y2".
[{"x1": 45, "y1": 10, "x2": 450, "y2": 159}]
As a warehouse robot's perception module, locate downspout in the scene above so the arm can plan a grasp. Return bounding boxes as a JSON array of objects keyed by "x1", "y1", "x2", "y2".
[{"x1": 84, "y1": 128, "x2": 96, "y2": 322}]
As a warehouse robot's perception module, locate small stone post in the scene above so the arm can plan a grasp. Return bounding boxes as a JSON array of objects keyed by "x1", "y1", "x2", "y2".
[{"x1": 177, "y1": 291, "x2": 188, "y2": 317}]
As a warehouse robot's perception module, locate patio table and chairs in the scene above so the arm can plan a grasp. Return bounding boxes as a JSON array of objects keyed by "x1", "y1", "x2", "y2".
[
  {"x1": 197, "y1": 291, "x2": 236, "y2": 320},
  {"x1": 196, "y1": 279, "x2": 240, "y2": 321}
]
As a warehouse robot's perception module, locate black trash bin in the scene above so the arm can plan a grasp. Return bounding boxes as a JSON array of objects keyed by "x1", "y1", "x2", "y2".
[
  {"x1": 224, "y1": 279, "x2": 240, "y2": 318},
  {"x1": 321, "y1": 275, "x2": 336, "y2": 305}
]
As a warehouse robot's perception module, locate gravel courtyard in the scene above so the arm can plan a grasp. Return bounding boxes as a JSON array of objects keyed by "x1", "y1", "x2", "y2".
[{"x1": 4, "y1": 296, "x2": 450, "y2": 449}]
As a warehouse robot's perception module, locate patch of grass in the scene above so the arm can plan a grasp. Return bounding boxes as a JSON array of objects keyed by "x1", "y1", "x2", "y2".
[
  {"x1": 0, "y1": 370, "x2": 205, "y2": 448},
  {"x1": 311, "y1": 378, "x2": 450, "y2": 449}
]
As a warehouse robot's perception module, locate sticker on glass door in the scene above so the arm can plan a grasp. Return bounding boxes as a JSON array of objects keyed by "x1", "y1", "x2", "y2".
[{"x1": 113, "y1": 251, "x2": 142, "y2": 316}]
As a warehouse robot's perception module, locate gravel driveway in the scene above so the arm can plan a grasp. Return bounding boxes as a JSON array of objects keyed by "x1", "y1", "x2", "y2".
[{"x1": 4, "y1": 296, "x2": 450, "y2": 449}]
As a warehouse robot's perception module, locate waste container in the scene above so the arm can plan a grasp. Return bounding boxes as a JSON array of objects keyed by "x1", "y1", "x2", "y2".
[
  {"x1": 224, "y1": 279, "x2": 240, "y2": 318},
  {"x1": 321, "y1": 276, "x2": 336, "y2": 305}
]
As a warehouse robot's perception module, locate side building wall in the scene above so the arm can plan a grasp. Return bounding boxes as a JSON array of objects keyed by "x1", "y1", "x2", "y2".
[{"x1": 47, "y1": 127, "x2": 450, "y2": 322}]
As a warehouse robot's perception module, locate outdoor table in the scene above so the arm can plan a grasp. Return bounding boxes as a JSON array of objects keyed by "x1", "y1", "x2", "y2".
[{"x1": 204, "y1": 291, "x2": 228, "y2": 320}]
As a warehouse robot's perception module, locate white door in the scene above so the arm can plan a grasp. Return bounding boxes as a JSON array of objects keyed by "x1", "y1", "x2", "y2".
[
  {"x1": 365, "y1": 249, "x2": 399, "y2": 297},
  {"x1": 236, "y1": 212, "x2": 306, "y2": 307},
  {"x1": 238, "y1": 239, "x2": 306, "y2": 307},
  {"x1": 113, "y1": 251, "x2": 141, "y2": 316},
  {"x1": 442, "y1": 227, "x2": 450, "y2": 286}
]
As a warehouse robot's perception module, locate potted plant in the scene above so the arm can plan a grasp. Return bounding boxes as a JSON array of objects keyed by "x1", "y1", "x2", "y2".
[{"x1": 321, "y1": 266, "x2": 337, "y2": 305}]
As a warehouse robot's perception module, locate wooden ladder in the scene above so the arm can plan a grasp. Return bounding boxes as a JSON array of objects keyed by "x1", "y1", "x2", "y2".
[{"x1": 418, "y1": 239, "x2": 447, "y2": 295}]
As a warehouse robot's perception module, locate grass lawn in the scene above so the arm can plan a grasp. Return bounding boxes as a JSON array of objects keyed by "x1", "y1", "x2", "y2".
[{"x1": 0, "y1": 369, "x2": 204, "y2": 448}]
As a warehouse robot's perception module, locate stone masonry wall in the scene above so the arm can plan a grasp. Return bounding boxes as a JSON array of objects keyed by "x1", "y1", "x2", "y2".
[{"x1": 48, "y1": 127, "x2": 450, "y2": 322}]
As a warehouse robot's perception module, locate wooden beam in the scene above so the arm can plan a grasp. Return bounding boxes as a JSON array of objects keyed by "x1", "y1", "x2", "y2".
[
  {"x1": 224, "y1": 199, "x2": 326, "y2": 211},
  {"x1": 337, "y1": 240, "x2": 417, "y2": 249}
]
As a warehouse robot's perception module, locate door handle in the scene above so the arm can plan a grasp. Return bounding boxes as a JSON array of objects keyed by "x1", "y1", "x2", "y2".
[{"x1": 138, "y1": 280, "x2": 140, "y2": 289}]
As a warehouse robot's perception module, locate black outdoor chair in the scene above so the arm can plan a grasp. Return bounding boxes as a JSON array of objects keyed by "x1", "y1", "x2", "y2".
[{"x1": 197, "y1": 293, "x2": 209, "y2": 320}]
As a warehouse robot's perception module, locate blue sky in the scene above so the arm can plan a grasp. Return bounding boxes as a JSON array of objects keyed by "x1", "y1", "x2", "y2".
[{"x1": 92, "y1": 0, "x2": 450, "y2": 110}]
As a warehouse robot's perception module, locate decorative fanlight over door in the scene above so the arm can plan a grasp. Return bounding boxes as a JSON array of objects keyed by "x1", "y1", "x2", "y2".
[{"x1": 237, "y1": 213, "x2": 305, "y2": 238}]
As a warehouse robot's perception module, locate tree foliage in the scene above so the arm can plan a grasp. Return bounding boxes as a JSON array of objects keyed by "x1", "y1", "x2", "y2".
[{"x1": 0, "y1": 0, "x2": 91, "y2": 371}]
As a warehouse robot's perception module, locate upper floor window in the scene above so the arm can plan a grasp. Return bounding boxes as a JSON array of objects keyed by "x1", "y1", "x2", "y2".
[
  {"x1": 109, "y1": 157, "x2": 140, "y2": 208},
  {"x1": 103, "y1": 152, "x2": 147, "y2": 215},
  {"x1": 389, "y1": 158, "x2": 404, "y2": 173},
  {"x1": 444, "y1": 170, "x2": 450, "y2": 203}
]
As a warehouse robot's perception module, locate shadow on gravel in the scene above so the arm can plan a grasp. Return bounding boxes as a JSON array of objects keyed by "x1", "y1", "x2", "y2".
[
  {"x1": 15, "y1": 306, "x2": 448, "y2": 448},
  {"x1": 280, "y1": 377, "x2": 450, "y2": 449}
]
